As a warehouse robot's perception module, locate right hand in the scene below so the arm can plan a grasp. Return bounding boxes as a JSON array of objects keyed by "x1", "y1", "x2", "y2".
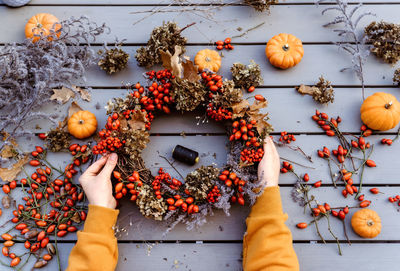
[
  {"x1": 257, "y1": 137, "x2": 280, "y2": 187},
  {"x1": 79, "y1": 153, "x2": 118, "y2": 209}
]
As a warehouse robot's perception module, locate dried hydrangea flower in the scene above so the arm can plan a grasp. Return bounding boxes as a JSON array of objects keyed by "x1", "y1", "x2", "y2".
[
  {"x1": 212, "y1": 80, "x2": 243, "y2": 108},
  {"x1": 230, "y1": 60, "x2": 263, "y2": 90},
  {"x1": 170, "y1": 77, "x2": 207, "y2": 112},
  {"x1": 135, "y1": 22, "x2": 187, "y2": 68},
  {"x1": 393, "y1": 68, "x2": 400, "y2": 86},
  {"x1": 365, "y1": 21, "x2": 400, "y2": 64},
  {"x1": 136, "y1": 184, "x2": 167, "y2": 221},
  {"x1": 185, "y1": 166, "x2": 220, "y2": 200},
  {"x1": 243, "y1": 0, "x2": 278, "y2": 12},
  {"x1": 296, "y1": 76, "x2": 334, "y2": 104},
  {"x1": 122, "y1": 130, "x2": 150, "y2": 161},
  {"x1": 98, "y1": 45, "x2": 130, "y2": 74},
  {"x1": 45, "y1": 128, "x2": 71, "y2": 152}
]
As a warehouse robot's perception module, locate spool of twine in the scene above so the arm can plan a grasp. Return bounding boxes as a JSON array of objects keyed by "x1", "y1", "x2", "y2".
[{"x1": 172, "y1": 145, "x2": 199, "y2": 165}]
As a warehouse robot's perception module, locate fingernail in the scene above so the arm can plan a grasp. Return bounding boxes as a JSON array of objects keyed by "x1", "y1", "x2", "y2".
[{"x1": 109, "y1": 153, "x2": 118, "y2": 161}]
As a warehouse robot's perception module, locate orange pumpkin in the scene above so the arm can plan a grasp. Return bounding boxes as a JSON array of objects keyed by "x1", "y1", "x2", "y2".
[
  {"x1": 68, "y1": 111, "x2": 97, "y2": 139},
  {"x1": 360, "y1": 92, "x2": 400, "y2": 131},
  {"x1": 194, "y1": 49, "x2": 221, "y2": 72},
  {"x1": 351, "y1": 208, "x2": 381, "y2": 238},
  {"x1": 266, "y1": 33, "x2": 304, "y2": 69},
  {"x1": 25, "y1": 13, "x2": 61, "y2": 42}
]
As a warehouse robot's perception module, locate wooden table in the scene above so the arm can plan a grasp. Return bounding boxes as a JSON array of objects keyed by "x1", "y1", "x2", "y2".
[{"x1": 1, "y1": 0, "x2": 400, "y2": 270}]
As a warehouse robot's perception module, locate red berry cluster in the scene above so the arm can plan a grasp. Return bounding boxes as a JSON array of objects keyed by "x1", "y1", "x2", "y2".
[
  {"x1": 218, "y1": 170, "x2": 246, "y2": 205},
  {"x1": 151, "y1": 168, "x2": 171, "y2": 200},
  {"x1": 206, "y1": 103, "x2": 233, "y2": 121},
  {"x1": 68, "y1": 143, "x2": 90, "y2": 165},
  {"x1": 206, "y1": 185, "x2": 221, "y2": 203},
  {"x1": 215, "y1": 38, "x2": 234, "y2": 50},
  {"x1": 280, "y1": 161, "x2": 293, "y2": 173},
  {"x1": 331, "y1": 206, "x2": 349, "y2": 220},
  {"x1": 311, "y1": 110, "x2": 341, "y2": 137},
  {"x1": 340, "y1": 169, "x2": 358, "y2": 197},
  {"x1": 166, "y1": 195, "x2": 199, "y2": 213},
  {"x1": 121, "y1": 109, "x2": 154, "y2": 130},
  {"x1": 279, "y1": 131, "x2": 296, "y2": 144},
  {"x1": 381, "y1": 138, "x2": 393, "y2": 146},
  {"x1": 93, "y1": 130, "x2": 125, "y2": 155},
  {"x1": 112, "y1": 170, "x2": 142, "y2": 201},
  {"x1": 240, "y1": 148, "x2": 264, "y2": 163},
  {"x1": 201, "y1": 72, "x2": 223, "y2": 97},
  {"x1": 388, "y1": 195, "x2": 400, "y2": 206},
  {"x1": 360, "y1": 125, "x2": 373, "y2": 137}
]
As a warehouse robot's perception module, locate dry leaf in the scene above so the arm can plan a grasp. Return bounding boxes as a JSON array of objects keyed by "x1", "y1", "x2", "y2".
[
  {"x1": 160, "y1": 45, "x2": 183, "y2": 78},
  {"x1": 68, "y1": 101, "x2": 84, "y2": 119},
  {"x1": 50, "y1": 87, "x2": 76, "y2": 104},
  {"x1": 0, "y1": 155, "x2": 28, "y2": 182},
  {"x1": 182, "y1": 58, "x2": 200, "y2": 82},
  {"x1": 249, "y1": 112, "x2": 271, "y2": 135},
  {"x1": 70, "y1": 212, "x2": 81, "y2": 223},
  {"x1": 296, "y1": 85, "x2": 318, "y2": 96},
  {"x1": 0, "y1": 138, "x2": 18, "y2": 159},
  {"x1": 231, "y1": 99, "x2": 250, "y2": 119},
  {"x1": 119, "y1": 110, "x2": 147, "y2": 131},
  {"x1": 249, "y1": 100, "x2": 268, "y2": 115},
  {"x1": 74, "y1": 85, "x2": 91, "y2": 102}
]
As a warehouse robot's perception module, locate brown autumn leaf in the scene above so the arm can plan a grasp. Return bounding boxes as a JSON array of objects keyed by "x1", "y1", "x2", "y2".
[
  {"x1": 50, "y1": 87, "x2": 76, "y2": 104},
  {"x1": 58, "y1": 101, "x2": 84, "y2": 130},
  {"x1": 74, "y1": 85, "x2": 91, "y2": 102},
  {"x1": 0, "y1": 137, "x2": 18, "y2": 159},
  {"x1": 231, "y1": 99, "x2": 250, "y2": 119},
  {"x1": 182, "y1": 58, "x2": 200, "y2": 82},
  {"x1": 249, "y1": 112, "x2": 272, "y2": 136},
  {"x1": 296, "y1": 85, "x2": 318, "y2": 96},
  {"x1": 119, "y1": 110, "x2": 147, "y2": 132},
  {"x1": 70, "y1": 212, "x2": 81, "y2": 223},
  {"x1": 0, "y1": 155, "x2": 29, "y2": 182},
  {"x1": 160, "y1": 45, "x2": 183, "y2": 78}
]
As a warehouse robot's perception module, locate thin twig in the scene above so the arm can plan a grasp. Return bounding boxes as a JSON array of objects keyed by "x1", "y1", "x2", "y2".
[
  {"x1": 342, "y1": 220, "x2": 351, "y2": 245},
  {"x1": 231, "y1": 22, "x2": 265, "y2": 39},
  {"x1": 280, "y1": 157, "x2": 316, "y2": 169},
  {"x1": 326, "y1": 214, "x2": 342, "y2": 255},
  {"x1": 159, "y1": 155, "x2": 185, "y2": 180}
]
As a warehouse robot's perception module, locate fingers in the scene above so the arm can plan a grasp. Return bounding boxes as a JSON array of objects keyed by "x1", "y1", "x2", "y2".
[
  {"x1": 83, "y1": 155, "x2": 108, "y2": 176},
  {"x1": 100, "y1": 153, "x2": 118, "y2": 178}
]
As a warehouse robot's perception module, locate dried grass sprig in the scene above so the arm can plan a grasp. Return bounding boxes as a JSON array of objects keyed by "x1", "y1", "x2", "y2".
[{"x1": 316, "y1": 0, "x2": 374, "y2": 100}]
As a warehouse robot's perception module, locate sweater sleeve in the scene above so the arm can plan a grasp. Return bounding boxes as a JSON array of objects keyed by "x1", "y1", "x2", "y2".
[
  {"x1": 66, "y1": 205, "x2": 119, "y2": 271},
  {"x1": 243, "y1": 186, "x2": 299, "y2": 271}
]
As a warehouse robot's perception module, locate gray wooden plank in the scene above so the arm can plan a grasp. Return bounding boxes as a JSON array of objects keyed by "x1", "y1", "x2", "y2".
[
  {"x1": 14, "y1": 132, "x2": 400, "y2": 185},
  {"x1": 22, "y1": 86, "x2": 400, "y2": 134},
  {"x1": 3, "y1": 0, "x2": 400, "y2": 5},
  {"x1": 0, "y1": 5, "x2": 398, "y2": 43},
  {"x1": 2, "y1": 186, "x2": 396, "y2": 241},
  {"x1": 3, "y1": 242, "x2": 399, "y2": 271}
]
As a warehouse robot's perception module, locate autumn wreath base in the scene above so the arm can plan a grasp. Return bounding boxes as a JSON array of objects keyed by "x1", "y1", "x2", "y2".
[{"x1": 91, "y1": 46, "x2": 272, "y2": 229}]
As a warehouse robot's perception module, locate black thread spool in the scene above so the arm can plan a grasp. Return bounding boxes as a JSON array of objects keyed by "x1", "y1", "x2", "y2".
[{"x1": 172, "y1": 145, "x2": 199, "y2": 165}]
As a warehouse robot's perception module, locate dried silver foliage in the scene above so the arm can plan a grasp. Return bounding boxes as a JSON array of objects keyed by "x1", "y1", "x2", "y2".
[
  {"x1": 0, "y1": 16, "x2": 109, "y2": 151},
  {"x1": 316, "y1": 0, "x2": 374, "y2": 100}
]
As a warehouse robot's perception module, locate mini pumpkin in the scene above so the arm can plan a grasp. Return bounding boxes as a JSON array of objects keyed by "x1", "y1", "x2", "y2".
[
  {"x1": 360, "y1": 92, "x2": 400, "y2": 131},
  {"x1": 194, "y1": 49, "x2": 221, "y2": 72},
  {"x1": 351, "y1": 208, "x2": 381, "y2": 238},
  {"x1": 25, "y1": 13, "x2": 61, "y2": 42},
  {"x1": 68, "y1": 111, "x2": 98, "y2": 139},
  {"x1": 265, "y1": 33, "x2": 304, "y2": 69}
]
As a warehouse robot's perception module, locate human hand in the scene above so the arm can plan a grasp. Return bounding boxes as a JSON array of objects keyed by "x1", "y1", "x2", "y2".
[
  {"x1": 79, "y1": 153, "x2": 118, "y2": 209},
  {"x1": 258, "y1": 136, "x2": 280, "y2": 187}
]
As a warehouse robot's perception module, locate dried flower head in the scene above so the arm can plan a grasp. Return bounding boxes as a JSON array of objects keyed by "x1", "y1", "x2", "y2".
[
  {"x1": 365, "y1": 21, "x2": 400, "y2": 64},
  {"x1": 170, "y1": 77, "x2": 207, "y2": 112},
  {"x1": 135, "y1": 22, "x2": 187, "y2": 68},
  {"x1": 243, "y1": 0, "x2": 278, "y2": 12},
  {"x1": 45, "y1": 127, "x2": 71, "y2": 152},
  {"x1": 230, "y1": 60, "x2": 263, "y2": 90},
  {"x1": 212, "y1": 80, "x2": 243, "y2": 108},
  {"x1": 393, "y1": 68, "x2": 400, "y2": 86},
  {"x1": 122, "y1": 130, "x2": 150, "y2": 161},
  {"x1": 296, "y1": 76, "x2": 335, "y2": 104},
  {"x1": 98, "y1": 45, "x2": 130, "y2": 74},
  {"x1": 185, "y1": 166, "x2": 220, "y2": 200},
  {"x1": 136, "y1": 184, "x2": 167, "y2": 221}
]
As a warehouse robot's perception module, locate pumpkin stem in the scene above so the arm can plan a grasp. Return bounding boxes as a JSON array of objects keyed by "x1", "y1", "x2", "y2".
[
  {"x1": 36, "y1": 23, "x2": 43, "y2": 28},
  {"x1": 205, "y1": 56, "x2": 211, "y2": 62},
  {"x1": 79, "y1": 119, "x2": 85, "y2": 125},
  {"x1": 367, "y1": 219, "x2": 374, "y2": 227},
  {"x1": 385, "y1": 101, "x2": 393, "y2": 109},
  {"x1": 282, "y1": 44, "x2": 290, "y2": 51}
]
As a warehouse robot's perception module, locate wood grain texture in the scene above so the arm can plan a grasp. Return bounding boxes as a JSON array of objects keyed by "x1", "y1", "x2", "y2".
[{"x1": 0, "y1": 5, "x2": 398, "y2": 43}]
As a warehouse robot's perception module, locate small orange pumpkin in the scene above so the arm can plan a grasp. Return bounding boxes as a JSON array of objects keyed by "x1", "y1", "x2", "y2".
[
  {"x1": 194, "y1": 49, "x2": 221, "y2": 72},
  {"x1": 25, "y1": 13, "x2": 61, "y2": 42},
  {"x1": 68, "y1": 111, "x2": 97, "y2": 139},
  {"x1": 351, "y1": 208, "x2": 381, "y2": 238},
  {"x1": 266, "y1": 33, "x2": 304, "y2": 69},
  {"x1": 360, "y1": 92, "x2": 400, "y2": 131}
]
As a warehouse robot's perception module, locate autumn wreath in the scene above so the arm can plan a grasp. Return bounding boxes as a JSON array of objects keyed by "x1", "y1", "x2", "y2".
[{"x1": 91, "y1": 45, "x2": 273, "y2": 229}]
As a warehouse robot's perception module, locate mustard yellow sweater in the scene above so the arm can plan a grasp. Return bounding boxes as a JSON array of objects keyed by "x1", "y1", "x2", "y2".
[{"x1": 67, "y1": 187, "x2": 299, "y2": 271}]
